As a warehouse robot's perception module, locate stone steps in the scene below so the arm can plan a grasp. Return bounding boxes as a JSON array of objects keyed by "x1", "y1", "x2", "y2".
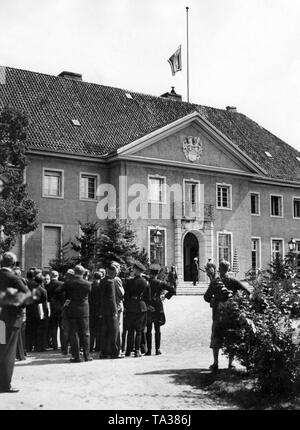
[{"x1": 176, "y1": 282, "x2": 208, "y2": 296}]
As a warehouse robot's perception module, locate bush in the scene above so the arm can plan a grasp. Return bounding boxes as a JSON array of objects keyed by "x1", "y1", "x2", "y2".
[{"x1": 220, "y1": 272, "x2": 300, "y2": 395}]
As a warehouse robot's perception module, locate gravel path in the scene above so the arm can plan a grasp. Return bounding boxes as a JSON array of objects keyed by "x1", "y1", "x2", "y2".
[{"x1": 0, "y1": 296, "x2": 235, "y2": 410}]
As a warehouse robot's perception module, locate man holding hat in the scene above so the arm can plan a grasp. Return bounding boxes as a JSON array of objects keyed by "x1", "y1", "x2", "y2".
[
  {"x1": 204, "y1": 259, "x2": 250, "y2": 370},
  {"x1": 146, "y1": 264, "x2": 175, "y2": 356},
  {"x1": 124, "y1": 260, "x2": 150, "y2": 357}
]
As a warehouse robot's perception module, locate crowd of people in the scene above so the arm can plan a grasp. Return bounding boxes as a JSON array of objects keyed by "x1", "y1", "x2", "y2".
[
  {"x1": 0, "y1": 252, "x2": 177, "y2": 393},
  {"x1": 0, "y1": 248, "x2": 251, "y2": 393}
]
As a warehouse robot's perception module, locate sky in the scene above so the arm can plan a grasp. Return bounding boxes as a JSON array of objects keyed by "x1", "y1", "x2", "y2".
[{"x1": 0, "y1": 0, "x2": 299, "y2": 151}]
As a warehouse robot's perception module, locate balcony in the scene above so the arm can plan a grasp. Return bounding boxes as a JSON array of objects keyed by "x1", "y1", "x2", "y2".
[{"x1": 174, "y1": 202, "x2": 215, "y2": 221}]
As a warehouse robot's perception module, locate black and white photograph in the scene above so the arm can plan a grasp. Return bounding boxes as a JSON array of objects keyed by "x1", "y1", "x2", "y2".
[{"x1": 1, "y1": 0, "x2": 300, "y2": 416}]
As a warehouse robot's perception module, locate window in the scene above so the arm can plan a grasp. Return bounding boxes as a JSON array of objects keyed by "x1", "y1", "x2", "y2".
[
  {"x1": 71, "y1": 119, "x2": 81, "y2": 126},
  {"x1": 250, "y1": 192, "x2": 260, "y2": 215},
  {"x1": 271, "y1": 239, "x2": 283, "y2": 261},
  {"x1": 42, "y1": 226, "x2": 62, "y2": 268},
  {"x1": 43, "y1": 169, "x2": 63, "y2": 198},
  {"x1": 80, "y1": 174, "x2": 98, "y2": 200},
  {"x1": 251, "y1": 238, "x2": 260, "y2": 269},
  {"x1": 265, "y1": 151, "x2": 273, "y2": 158},
  {"x1": 216, "y1": 184, "x2": 232, "y2": 209},
  {"x1": 149, "y1": 228, "x2": 166, "y2": 266},
  {"x1": 218, "y1": 233, "x2": 232, "y2": 266},
  {"x1": 184, "y1": 180, "x2": 200, "y2": 216},
  {"x1": 148, "y1": 176, "x2": 165, "y2": 203},
  {"x1": 270, "y1": 195, "x2": 283, "y2": 217},
  {"x1": 293, "y1": 198, "x2": 300, "y2": 218}
]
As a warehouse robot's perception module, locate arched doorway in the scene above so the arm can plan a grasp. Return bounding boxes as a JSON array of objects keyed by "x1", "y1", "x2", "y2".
[{"x1": 183, "y1": 232, "x2": 199, "y2": 281}]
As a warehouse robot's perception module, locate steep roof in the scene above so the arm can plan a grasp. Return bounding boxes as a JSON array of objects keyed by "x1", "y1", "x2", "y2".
[{"x1": 0, "y1": 66, "x2": 300, "y2": 182}]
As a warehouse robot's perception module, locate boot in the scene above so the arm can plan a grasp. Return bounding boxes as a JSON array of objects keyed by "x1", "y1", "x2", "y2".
[{"x1": 155, "y1": 332, "x2": 161, "y2": 355}]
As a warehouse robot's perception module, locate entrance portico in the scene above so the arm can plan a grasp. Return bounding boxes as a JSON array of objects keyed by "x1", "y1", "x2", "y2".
[{"x1": 174, "y1": 218, "x2": 214, "y2": 282}]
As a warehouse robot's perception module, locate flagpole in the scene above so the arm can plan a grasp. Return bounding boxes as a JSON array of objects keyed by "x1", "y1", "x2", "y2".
[{"x1": 186, "y1": 6, "x2": 190, "y2": 103}]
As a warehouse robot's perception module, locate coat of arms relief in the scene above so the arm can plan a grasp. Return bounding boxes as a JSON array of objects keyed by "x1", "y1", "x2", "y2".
[{"x1": 182, "y1": 136, "x2": 203, "y2": 162}]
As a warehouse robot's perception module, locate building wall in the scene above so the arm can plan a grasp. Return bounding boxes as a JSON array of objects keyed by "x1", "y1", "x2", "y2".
[
  {"x1": 21, "y1": 154, "x2": 300, "y2": 278},
  {"x1": 24, "y1": 154, "x2": 108, "y2": 269}
]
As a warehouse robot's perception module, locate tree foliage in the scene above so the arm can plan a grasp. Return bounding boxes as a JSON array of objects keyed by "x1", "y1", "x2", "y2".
[{"x1": 0, "y1": 106, "x2": 38, "y2": 253}]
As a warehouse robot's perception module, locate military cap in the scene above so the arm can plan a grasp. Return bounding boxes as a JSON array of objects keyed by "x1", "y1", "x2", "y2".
[{"x1": 133, "y1": 260, "x2": 147, "y2": 272}]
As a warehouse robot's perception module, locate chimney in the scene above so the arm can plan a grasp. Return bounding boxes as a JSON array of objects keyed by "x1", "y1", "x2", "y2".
[
  {"x1": 226, "y1": 106, "x2": 237, "y2": 113},
  {"x1": 161, "y1": 86, "x2": 182, "y2": 102},
  {"x1": 58, "y1": 71, "x2": 83, "y2": 81}
]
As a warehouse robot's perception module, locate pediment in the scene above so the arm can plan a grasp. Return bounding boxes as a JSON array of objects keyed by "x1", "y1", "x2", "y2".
[{"x1": 117, "y1": 112, "x2": 265, "y2": 175}]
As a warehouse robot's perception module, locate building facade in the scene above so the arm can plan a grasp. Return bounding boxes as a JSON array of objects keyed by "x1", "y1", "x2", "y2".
[{"x1": 1, "y1": 66, "x2": 300, "y2": 281}]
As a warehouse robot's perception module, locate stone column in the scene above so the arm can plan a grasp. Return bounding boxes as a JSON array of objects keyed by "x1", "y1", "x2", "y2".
[{"x1": 174, "y1": 219, "x2": 183, "y2": 281}]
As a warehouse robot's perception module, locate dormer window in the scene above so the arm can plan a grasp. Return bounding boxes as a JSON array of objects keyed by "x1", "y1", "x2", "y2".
[
  {"x1": 71, "y1": 119, "x2": 81, "y2": 126},
  {"x1": 265, "y1": 151, "x2": 272, "y2": 158}
]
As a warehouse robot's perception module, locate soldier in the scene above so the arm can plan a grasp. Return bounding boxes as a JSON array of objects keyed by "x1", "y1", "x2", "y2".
[
  {"x1": 124, "y1": 261, "x2": 150, "y2": 357},
  {"x1": 192, "y1": 257, "x2": 199, "y2": 286},
  {"x1": 146, "y1": 264, "x2": 175, "y2": 356},
  {"x1": 205, "y1": 258, "x2": 216, "y2": 282},
  {"x1": 204, "y1": 260, "x2": 250, "y2": 370}
]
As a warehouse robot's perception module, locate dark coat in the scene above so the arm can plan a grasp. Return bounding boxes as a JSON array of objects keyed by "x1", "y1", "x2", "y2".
[
  {"x1": 51, "y1": 283, "x2": 66, "y2": 317},
  {"x1": 64, "y1": 276, "x2": 91, "y2": 318},
  {"x1": 30, "y1": 285, "x2": 49, "y2": 320},
  {"x1": 47, "y1": 279, "x2": 63, "y2": 303},
  {"x1": 124, "y1": 276, "x2": 150, "y2": 313},
  {"x1": 148, "y1": 278, "x2": 175, "y2": 320},
  {"x1": 99, "y1": 276, "x2": 117, "y2": 316},
  {"x1": 0, "y1": 268, "x2": 30, "y2": 328},
  {"x1": 89, "y1": 280, "x2": 102, "y2": 318}
]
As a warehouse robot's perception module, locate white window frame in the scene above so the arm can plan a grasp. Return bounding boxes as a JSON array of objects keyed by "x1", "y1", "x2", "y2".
[
  {"x1": 270, "y1": 194, "x2": 284, "y2": 218},
  {"x1": 251, "y1": 236, "x2": 262, "y2": 270},
  {"x1": 217, "y1": 231, "x2": 233, "y2": 268},
  {"x1": 250, "y1": 191, "x2": 261, "y2": 216},
  {"x1": 148, "y1": 174, "x2": 167, "y2": 204},
  {"x1": 41, "y1": 224, "x2": 63, "y2": 269},
  {"x1": 42, "y1": 168, "x2": 64, "y2": 199},
  {"x1": 216, "y1": 183, "x2": 232, "y2": 210},
  {"x1": 148, "y1": 226, "x2": 167, "y2": 266},
  {"x1": 292, "y1": 196, "x2": 300, "y2": 219},
  {"x1": 183, "y1": 178, "x2": 201, "y2": 217},
  {"x1": 79, "y1": 172, "x2": 100, "y2": 201},
  {"x1": 270, "y1": 237, "x2": 284, "y2": 261}
]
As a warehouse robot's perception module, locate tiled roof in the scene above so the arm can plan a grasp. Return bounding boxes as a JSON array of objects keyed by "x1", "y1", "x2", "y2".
[{"x1": 0, "y1": 66, "x2": 300, "y2": 182}]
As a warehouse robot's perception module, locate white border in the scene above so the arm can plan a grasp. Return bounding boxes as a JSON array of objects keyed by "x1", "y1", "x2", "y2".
[
  {"x1": 270, "y1": 194, "x2": 284, "y2": 218},
  {"x1": 41, "y1": 224, "x2": 63, "y2": 268},
  {"x1": 42, "y1": 168, "x2": 64, "y2": 199},
  {"x1": 216, "y1": 183, "x2": 232, "y2": 210},
  {"x1": 148, "y1": 174, "x2": 167, "y2": 204},
  {"x1": 250, "y1": 191, "x2": 261, "y2": 216},
  {"x1": 217, "y1": 230, "x2": 233, "y2": 268},
  {"x1": 79, "y1": 172, "x2": 100, "y2": 201},
  {"x1": 148, "y1": 226, "x2": 167, "y2": 266}
]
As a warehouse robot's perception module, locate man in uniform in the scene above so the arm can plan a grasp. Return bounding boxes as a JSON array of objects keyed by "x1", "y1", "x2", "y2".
[
  {"x1": 204, "y1": 260, "x2": 250, "y2": 370},
  {"x1": 124, "y1": 261, "x2": 150, "y2": 357},
  {"x1": 192, "y1": 257, "x2": 199, "y2": 286},
  {"x1": 146, "y1": 264, "x2": 175, "y2": 356},
  {"x1": 0, "y1": 252, "x2": 32, "y2": 393}
]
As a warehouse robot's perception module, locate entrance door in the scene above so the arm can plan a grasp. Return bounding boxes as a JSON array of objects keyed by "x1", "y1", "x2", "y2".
[{"x1": 183, "y1": 232, "x2": 199, "y2": 281}]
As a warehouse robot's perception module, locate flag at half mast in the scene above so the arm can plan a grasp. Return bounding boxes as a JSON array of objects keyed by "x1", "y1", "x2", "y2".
[{"x1": 168, "y1": 45, "x2": 182, "y2": 76}]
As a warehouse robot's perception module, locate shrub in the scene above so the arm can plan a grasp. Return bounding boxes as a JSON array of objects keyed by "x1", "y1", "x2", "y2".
[{"x1": 220, "y1": 272, "x2": 300, "y2": 395}]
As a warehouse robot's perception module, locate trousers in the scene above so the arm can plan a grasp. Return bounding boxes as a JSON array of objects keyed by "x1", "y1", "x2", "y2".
[
  {"x1": 0, "y1": 324, "x2": 20, "y2": 390},
  {"x1": 68, "y1": 317, "x2": 90, "y2": 360}
]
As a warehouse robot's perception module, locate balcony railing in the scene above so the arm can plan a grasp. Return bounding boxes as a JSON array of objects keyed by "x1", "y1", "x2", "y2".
[{"x1": 174, "y1": 202, "x2": 215, "y2": 221}]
